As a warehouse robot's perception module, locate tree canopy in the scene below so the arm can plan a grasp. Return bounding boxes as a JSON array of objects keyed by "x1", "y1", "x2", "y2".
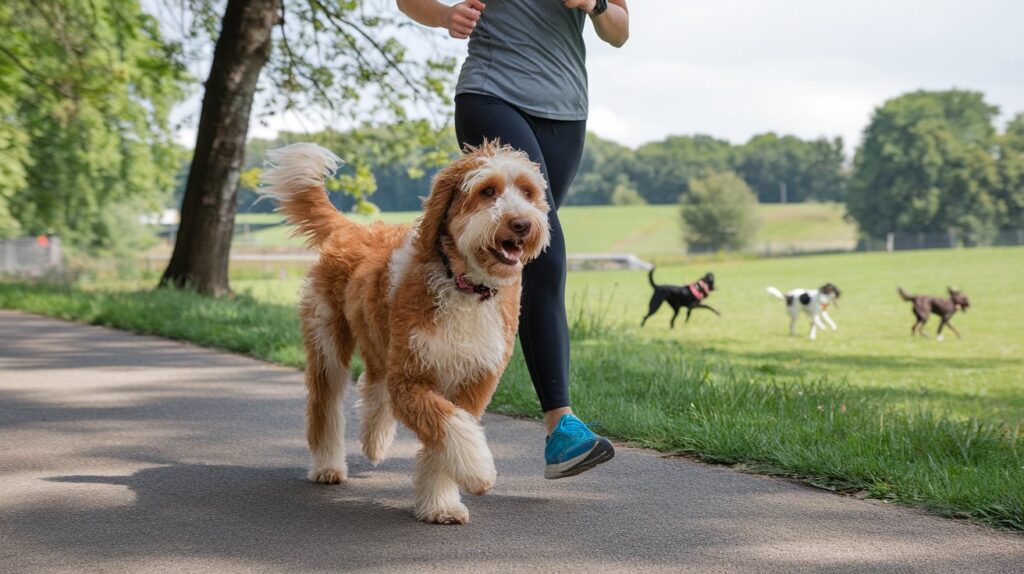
[
  {"x1": 159, "y1": 0, "x2": 458, "y2": 294},
  {"x1": 734, "y1": 133, "x2": 846, "y2": 203},
  {"x1": 0, "y1": 0, "x2": 187, "y2": 251},
  {"x1": 846, "y1": 89, "x2": 1018, "y2": 241}
]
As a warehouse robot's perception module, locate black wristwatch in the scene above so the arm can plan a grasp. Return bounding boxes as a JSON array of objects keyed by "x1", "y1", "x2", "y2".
[{"x1": 591, "y1": 0, "x2": 608, "y2": 16}]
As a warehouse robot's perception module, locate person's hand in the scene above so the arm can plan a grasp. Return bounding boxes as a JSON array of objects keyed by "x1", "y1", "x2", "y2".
[
  {"x1": 563, "y1": 0, "x2": 598, "y2": 14},
  {"x1": 444, "y1": 0, "x2": 485, "y2": 39}
]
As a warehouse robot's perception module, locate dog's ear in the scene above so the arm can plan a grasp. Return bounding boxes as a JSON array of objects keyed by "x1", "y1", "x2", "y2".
[{"x1": 414, "y1": 150, "x2": 480, "y2": 254}]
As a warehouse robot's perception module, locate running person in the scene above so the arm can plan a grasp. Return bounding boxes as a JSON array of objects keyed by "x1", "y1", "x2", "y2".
[{"x1": 397, "y1": 0, "x2": 629, "y2": 478}]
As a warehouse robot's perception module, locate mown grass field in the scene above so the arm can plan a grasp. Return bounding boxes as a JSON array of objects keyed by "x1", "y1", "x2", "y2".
[
  {"x1": 235, "y1": 247, "x2": 1023, "y2": 422},
  {"x1": 2, "y1": 246, "x2": 1021, "y2": 530},
  {"x1": 233, "y1": 203, "x2": 856, "y2": 255}
]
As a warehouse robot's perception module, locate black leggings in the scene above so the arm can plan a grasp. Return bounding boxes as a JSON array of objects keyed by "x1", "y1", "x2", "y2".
[{"x1": 454, "y1": 92, "x2": 586, "y2": 412}]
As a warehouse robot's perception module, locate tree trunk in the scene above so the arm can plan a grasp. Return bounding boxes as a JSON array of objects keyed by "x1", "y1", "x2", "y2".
[{"x1": 160, "y1": 0, "x2": 281, "y2": 296}]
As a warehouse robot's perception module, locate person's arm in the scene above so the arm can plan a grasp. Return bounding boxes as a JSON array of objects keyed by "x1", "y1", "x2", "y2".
[
  {"x1": 564, "y1": 0, "x2": 629, "y2": 47},
  {"x1": 396, "y1": 0, "x2": 486, "y2": 40}
]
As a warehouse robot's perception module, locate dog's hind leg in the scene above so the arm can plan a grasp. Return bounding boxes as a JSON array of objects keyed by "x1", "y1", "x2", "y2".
[
  {"x1": 301, "y1": 293, "x2": 354, "y2": 484},
  {"x1": 788, "y1": 311, "x2": 798, "y2": 336},
  {"x1": 358, "y1": 362, "x2": 397, "y2": 465},
  {"x1": 641, "y1": 292, "x2": 666, "y2": 327},
  {"x1": 670, "y1": 306, "x2": 682, "y2": 328},
  {"x1": 915, "y1": 316, "x2": 929, "y2": 338}
]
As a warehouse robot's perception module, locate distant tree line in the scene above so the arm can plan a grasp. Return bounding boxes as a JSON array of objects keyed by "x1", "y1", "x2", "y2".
[
  {"x1": 210, "y1": 127, "x2": 847, "y2": 215},
  {"x1": 201, "y1": 89, "x2": 1024, "y2": 250},
  {"x1": 570, "y1": 132, "x2": 846, "y2": 206}
]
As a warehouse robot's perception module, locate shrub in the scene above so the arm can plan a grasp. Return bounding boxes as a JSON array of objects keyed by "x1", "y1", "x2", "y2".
[{"x1": 680, "y1": 171, "x2": 760, "y2": 251}]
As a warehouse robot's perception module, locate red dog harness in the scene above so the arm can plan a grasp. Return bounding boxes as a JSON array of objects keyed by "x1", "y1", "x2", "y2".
[{"x1": 688, "y1": 280, "x2": 709, "y2": 301}]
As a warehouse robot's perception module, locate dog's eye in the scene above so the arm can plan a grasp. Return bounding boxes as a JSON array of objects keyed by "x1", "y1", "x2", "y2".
[{"x1": 481, "y1": 187, "x2": 496, "y2": 198}]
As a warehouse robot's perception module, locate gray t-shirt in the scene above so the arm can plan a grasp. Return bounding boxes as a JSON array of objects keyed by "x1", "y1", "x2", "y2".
[{"x1": 455, "y1": 0, "x2": 588, "y2": 121}]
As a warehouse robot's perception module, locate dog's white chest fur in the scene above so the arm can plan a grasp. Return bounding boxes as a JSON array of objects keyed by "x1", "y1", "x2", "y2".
[{"x1": 408, "y1": 294, "x2": 508, "y2": 398}]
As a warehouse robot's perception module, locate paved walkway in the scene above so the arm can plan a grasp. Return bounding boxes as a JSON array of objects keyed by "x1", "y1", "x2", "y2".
[{"x1": 1, "y1": 310, "x2": 1021, "y2": 573}]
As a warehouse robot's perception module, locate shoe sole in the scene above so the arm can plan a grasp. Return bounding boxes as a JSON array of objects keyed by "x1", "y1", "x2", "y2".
[{"x1": 544, "y1": 438, "x2": 615, "y2": 479}]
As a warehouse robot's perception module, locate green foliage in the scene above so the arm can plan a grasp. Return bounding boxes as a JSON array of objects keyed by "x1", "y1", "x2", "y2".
[
  {"x1": 633, "y1": 135, "x2": 735, "y2": 204},
  {"x1": 680, "y1": 171, "x2": 760, "y2": 251},
  {"x1": 568, "y1": 131, "x2": 848, "y2": 207},
  {"x1": 735, "y1": 133, "x2": 847, "y2": 203},
  {"x1": 994, "y1": 113, "x2": 1024, "y2": 230},
  {"x1": 566, "y1": 132, "x2": 637, "y2": 205},
  {"x1": 232, "y1": 123, "x2": 459, "y2": 214},
  {"x1": 847, "y1": 90, "x2": 1008, "y2": 241},
  {"x1": 609, "y1": 175, "x2": 646, "y2": 205},
  {"x1": 0, "y1": 0, "x2": 187, "y2": 252},
  {"x1": 172, "y1": 0, "x2": 458, "y2": 217},
  {"x1": 0, "y1": 35, "x2": 28, "y2": 238}
]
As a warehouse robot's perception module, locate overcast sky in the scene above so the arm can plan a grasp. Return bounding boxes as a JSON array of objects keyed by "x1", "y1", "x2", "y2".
[{"x1": 172, "y1": 0, "x2": 1024, "y2": 151}]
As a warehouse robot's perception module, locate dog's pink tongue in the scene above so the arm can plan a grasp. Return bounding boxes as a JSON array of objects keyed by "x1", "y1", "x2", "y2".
[{"x1": 503, "y1": 246, "x2": 523, "y2": 260}]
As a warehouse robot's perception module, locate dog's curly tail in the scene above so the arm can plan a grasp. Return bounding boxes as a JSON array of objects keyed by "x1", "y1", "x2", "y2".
[
  {"x1": 898, "y1": 287, "x2": 913, "y2": 301},
  {"x1": 259, "y1": 143, "x2": 350, "y2": 248},
  {"x1": 765, "y1": 286, "x2": 785, "y2": 300},
  {"x1": 648, "y1": 267, "x2": 658, "y2": 289}
]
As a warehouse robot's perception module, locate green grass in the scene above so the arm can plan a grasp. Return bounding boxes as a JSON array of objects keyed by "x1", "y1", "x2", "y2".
[
  {"x1": 2, "y1": 246, "x2": 1022, "y2": 531},
  {"x1": 233, "y1": 203, "x2": 856, "y2": 255}
]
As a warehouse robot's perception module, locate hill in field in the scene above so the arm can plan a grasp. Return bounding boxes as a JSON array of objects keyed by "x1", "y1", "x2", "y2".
[{"x1": 234, "y1": 203, "x2": 856, "y2": 257}]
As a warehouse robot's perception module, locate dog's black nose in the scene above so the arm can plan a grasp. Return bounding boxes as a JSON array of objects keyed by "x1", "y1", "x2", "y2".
[{"x1": 509, "y1": 218, "x2": 532, "y2": 237}]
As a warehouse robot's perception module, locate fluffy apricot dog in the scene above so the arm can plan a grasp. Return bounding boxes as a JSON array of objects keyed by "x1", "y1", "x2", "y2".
[{"x1": 260, "y1": 141, "x2": 550, "y2": 524}]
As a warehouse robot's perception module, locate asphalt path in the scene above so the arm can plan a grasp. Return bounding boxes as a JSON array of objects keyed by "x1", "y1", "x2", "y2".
[{"x1": 1, "y1": 310, "x2": 1021, "y2": 573}]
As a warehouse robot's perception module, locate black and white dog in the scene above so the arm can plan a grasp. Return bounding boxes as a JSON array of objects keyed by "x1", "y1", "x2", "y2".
[
  {"x1": 641, "y1": 268, "x2": 719, "y2": 329},
  {"x1": 766, "y1": 283, "x2": 841, "y2": 340}
]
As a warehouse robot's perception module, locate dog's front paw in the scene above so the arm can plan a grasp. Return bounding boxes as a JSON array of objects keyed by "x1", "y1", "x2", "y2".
[
  {"x1": 416, "y1": 502, "x2": 469, "y2": 525},
  {"x1": 462, "y1": 468, "x2": 496, "y2": 496},
  {"x1": 309, "y1": 466, "x2": 347, "y2": 484}
]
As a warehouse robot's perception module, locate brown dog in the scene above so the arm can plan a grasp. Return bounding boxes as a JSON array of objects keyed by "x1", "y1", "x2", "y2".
[
  {"x1": 260, "y1": 141, "x2": 550, "y2": 524},
  {"x1": 898, "y1": 287, "x2": 970, "y2": 340}
]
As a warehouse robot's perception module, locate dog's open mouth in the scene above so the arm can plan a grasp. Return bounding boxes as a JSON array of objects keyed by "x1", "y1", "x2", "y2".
[{"x1": 488, "y1": 240, "x2": 523, "y2": 266}]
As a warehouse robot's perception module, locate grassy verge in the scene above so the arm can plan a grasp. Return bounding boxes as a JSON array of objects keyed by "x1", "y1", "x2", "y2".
[{"x1": 1, "y1": 280, "x2": 1020, "y2": 531}]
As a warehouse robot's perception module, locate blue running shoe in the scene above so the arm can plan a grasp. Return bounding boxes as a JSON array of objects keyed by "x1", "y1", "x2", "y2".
[{"x1": 544, "y1": 414, "x2": 615, "y2": 479}]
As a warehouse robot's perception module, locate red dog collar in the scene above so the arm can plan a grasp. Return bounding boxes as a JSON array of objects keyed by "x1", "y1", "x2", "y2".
[
  {"x1": 688, "y1": 279, "x2": 708, "y2": 301},
  {"x1": 454, "y1": 274, "x2": 498, "y2": 302}
]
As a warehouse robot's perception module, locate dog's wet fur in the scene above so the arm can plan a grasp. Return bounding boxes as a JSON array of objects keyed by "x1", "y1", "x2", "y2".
[
  {"x1": 899, "y1": 287, "x2": 970, "y2": 340},
  {"x1": 641, "y1": 268, "x2": 719, "y2": 329}
]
